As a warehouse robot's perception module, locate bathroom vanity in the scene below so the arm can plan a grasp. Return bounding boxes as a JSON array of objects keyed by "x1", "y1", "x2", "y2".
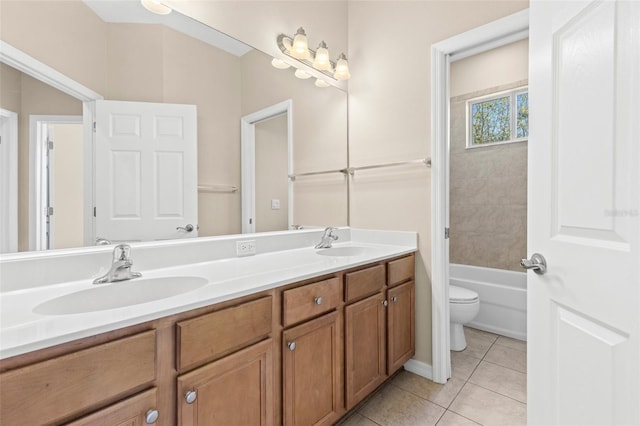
[{"x1": 0, "y1": 228, "x2": 416, "y2": 425}]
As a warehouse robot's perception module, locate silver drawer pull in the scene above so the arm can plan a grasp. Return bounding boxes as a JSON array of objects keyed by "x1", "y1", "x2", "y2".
[
  {"x1": 185, "y1": 390, "x2": 197, "y2": 404},
  {"x1": 145, "y1": 409, "x2": 159, "y2": 424},
  {"x1": 314, "y1": 296, "x2": 323, "y2": 305},
  {"x1": 288, "y1": 341, "x2": 297, "y2": 351}
]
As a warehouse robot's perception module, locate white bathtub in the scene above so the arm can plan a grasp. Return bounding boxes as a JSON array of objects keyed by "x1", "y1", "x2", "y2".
[{"x1": 449, "y1": 263, "x2": 527, "y2": 341}]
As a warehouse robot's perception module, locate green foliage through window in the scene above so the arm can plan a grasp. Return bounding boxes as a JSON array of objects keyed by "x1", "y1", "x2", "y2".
[{"x1": 468, "y1": 88, "x2": 528, "y2": 147}]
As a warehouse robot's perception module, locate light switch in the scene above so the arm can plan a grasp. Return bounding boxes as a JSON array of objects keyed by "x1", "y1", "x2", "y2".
[{"x1": 271, "y1": 199, "x2": 280, "y2": 210}]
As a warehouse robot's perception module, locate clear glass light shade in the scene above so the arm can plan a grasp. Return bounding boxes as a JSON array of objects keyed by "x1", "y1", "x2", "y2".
[
  {"x1": 141, "y1": 0, "x2": 172, "y2": 15},
  {"x1": 294, "y1": 69, "x2": 311, "y2": 79},
  {"x1": 333, "y1": 54, "x2": 351, "y2": 80},
  {"x1": 312, "y1": 42, "x2": 332, "y2": 71},
  {"x1": 315, "y1": 79, "x2": 330, "y2": 88},
  {"x1": 290, "y1": 28, "x2": 311, "y2": 59},
  {"x1": 271, "y1": 58, "x2": 291, "y2": 69}
]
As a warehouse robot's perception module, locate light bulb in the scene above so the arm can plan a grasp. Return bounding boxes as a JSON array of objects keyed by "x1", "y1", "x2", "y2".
[
  {"x1": 312, "y1": 41, "x2": 332, "y2": 71},
  {"x1": 290, "y1": 27, "x2": 311, "y2": 60},
  {"x1": 333, "y1": 53, "x2": 351, "y2": 80},
  {"x1": 271, "y1": 58, "x2": 291, "y2": 69},
  {"x1": 315, "y1": 79, "x2": 330, "y2": 88},
  {"x1": 141, "y1": 0, "x2": 172, "y2": 15},
  {"x1": 294, "y1": 69, "x2": 311, "y2": 79}
]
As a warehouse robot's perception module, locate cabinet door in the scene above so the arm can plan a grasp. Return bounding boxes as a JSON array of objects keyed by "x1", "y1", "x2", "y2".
[
  {"x1": 177, "y1": 339, "x2": 273, "y2": 426},
  {"x1": 66, "y1": 388, "x2": 158, "y2": 426},
  {"x1": 283, "y1": 311, "x2": 340, "y2": 426},
  {"x1": 345, "y1": 292, "x2": 386, "y2": 410},
  {"x1": 387, "y1": 280, "x2": 415, "y2": 374}
]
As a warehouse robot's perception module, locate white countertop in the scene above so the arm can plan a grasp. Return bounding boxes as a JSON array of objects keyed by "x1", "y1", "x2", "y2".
[{"x1": 0, "y1": 230, "x2": 416, "y2": 359}]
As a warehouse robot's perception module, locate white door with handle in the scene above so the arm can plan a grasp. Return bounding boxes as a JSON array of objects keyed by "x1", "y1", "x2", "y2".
[
  {"x1": 95, "y1": 100, "x2": 198, "y2": 243},
  {"x1": 528, "y1": 1, "x2": 639, "y2": 425}
]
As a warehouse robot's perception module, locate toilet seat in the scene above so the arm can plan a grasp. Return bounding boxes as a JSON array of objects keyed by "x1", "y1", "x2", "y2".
[{"x1": 450, "y1": 285, "x2": 479, "y2": 304}]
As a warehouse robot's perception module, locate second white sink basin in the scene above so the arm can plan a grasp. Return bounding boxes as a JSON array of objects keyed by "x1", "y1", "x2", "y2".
[
  {"x1": 33, "y1": 276, "x2": 208, "y2": 315},
  {"x1": 316, "y1": 246, "x2": 367, "y2": 257}
]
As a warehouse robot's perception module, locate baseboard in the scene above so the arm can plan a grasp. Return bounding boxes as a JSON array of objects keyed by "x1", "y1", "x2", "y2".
[
  {"x1": 403, "y1": 359, "x2": 433, "y2": 380},
  {"x1": 468, "y1": 321, "x2": 527, "y2": 341}
]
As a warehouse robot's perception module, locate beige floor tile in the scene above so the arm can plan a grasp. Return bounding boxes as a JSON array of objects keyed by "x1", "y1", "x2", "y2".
[
  {"x1": 495, "y1": 336, "x2": 527, "y2": 353},
  {"x1": 450, "y1": 383, "x2": 527, "y2": 426},
  {"x1": 338, "y1": 412, "x2": 380, "y2": 426},
  {"x1": 469, "y1": 361, "x2": 527, "y2": 403},
  {"x1": 485, "y1": 344, "x2": 527, "y2": 373},
  {"x1": 436, "y1": 411, "x2": 480, "y2": 426},
  {"x1": 359, "y1": 383, "x2": 446, "y2": 426},
  {"x1": 450, "y1": 351, "x2": 482, "y2": 380},
  {"x1": 392, "y1": 371, "x2": 465, "y2": 408},
  {"x1": 459, "y1": 328, "x2": 496, "y2": 359}
]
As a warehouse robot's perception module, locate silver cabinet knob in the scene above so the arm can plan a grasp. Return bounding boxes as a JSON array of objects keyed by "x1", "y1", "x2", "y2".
[
  {"x1": 145, "y1": 409, "x2": 159, "y2": 424},
  {"x1": 314, "y1": 296, "x2": 323, "y2": 305},
  {"x1": 185, "y1": 390, "x2": 198, "y2": 404},
  {"x1": 521, "y1": 253, "x2": 547, "y2": 275},
  {"x1": 177, "y1": 224, "x2": 197, "y2": 232},
  {"x1": 382, "y1": 300, "x2": 388, "y2": 307},
  {"x1": 392, "y1": 296, "x2": 398, "y2": 303},
  {"x1": 288, "y1": 341, "x2": 296, "y2": 351}
]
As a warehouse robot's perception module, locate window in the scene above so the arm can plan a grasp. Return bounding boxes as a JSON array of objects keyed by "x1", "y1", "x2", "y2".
[{"x1": 467, "y1": 87, "x2": 528, "y2": 147}]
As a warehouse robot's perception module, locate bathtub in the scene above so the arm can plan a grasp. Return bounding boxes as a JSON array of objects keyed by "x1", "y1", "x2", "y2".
[{"x1": 449, "y1": 263, "x2": 527, "y2": 341}]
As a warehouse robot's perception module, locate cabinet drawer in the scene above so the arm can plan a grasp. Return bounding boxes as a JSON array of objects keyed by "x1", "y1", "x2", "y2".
[
  {"x1": 345, "y1": 264, "x2": 385, "y2": 303},
  {"x1": 177, "y1": 296, "x2": 272, "y2": 372},
  {"x1": 66, "y1": 388, "x2": 158, "y2": 426},
  {"x1": 387, "y1": 255, "x2": 414, "y2": 287},
  {"x1": 0, "y1": 330, "x2": 156, "y2": 426},
  {"x1": 282, "y1": 277, "x2": 340, "y2": 327}
]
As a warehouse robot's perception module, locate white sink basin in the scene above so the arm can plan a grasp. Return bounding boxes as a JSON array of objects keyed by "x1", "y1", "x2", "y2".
[
  {"x1": 316, "y1": 246, "x2": 367, "y2": 257},
  {"x1": 33, "y1": 276, "x2": 208, "y2": 315}
]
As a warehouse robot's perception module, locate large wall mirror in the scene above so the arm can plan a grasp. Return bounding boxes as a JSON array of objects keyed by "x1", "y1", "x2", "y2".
[{"x1": 0, "y1": 0, "x2": 348, "y2": 253}]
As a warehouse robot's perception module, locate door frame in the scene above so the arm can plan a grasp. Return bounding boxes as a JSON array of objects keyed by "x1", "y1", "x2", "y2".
[
  {"x1": 430, "y1": 9, "x2": 529, "y2": 384},
  {"x1": 28, "y1": 116, "x2": 83, "y2": 250},
  {"x1": 0, "y1": 41, "x2": 103, "y2": 250},
  {"x1": 240, "y1": 99, "x2": 293, "y2": 234},
  {"x1": 0, "y1": 108, "x2": 18, "y2": 253}
]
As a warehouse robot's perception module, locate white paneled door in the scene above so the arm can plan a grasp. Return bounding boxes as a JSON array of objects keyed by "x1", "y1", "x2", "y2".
[
  {"x1": 528, "y1": 1, "x2": 639, "y2": 425},
  {"x1": 95, "y1": 100, "x2": 198, "y2": 243}
]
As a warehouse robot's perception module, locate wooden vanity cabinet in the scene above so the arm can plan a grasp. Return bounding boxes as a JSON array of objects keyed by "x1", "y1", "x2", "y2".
[
  {"x1": 387, "y1": 280, "x2": 415, "y2": 374},
  {"x1": 177, "y1": 339, "x2": 273, "y2": 426},
  {"x1": 66, "y1": 388, "x2": 159, "y2": 426}
]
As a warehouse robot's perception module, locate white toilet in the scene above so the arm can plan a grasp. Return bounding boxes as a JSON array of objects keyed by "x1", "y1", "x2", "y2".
[{"x1": 449, "y1": 285, "x2": 480, "y2": 351}]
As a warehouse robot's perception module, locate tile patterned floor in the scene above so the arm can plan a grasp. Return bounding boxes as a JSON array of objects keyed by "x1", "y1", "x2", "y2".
[{"x1": 340, "y1": 327, "x2": 527, "y2": 426}]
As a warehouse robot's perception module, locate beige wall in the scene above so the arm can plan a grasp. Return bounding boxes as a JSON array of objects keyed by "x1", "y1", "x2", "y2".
[
  {"x1": 51, "y1": 124, "x2": 84, "y2": 250},
  {"x1": 0, "y1": 64, "x2": 83, "y2": 251},
  {"x1": 347, "y1": 1, "x2": 528, "y2": 366},
  {"x1": 255, "y1": 115, "x2": 289, "y2": 232},
  {"x1": 449, "y1": 41, "x2": 529, "y2": 272},
  {"x1": 240, "y1": 49, "x2": 348, "y2": 228}
]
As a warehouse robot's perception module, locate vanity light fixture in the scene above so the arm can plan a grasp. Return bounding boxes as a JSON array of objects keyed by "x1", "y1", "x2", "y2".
[
  {"x1": 294, "y1": 69, "x2": 312, "y2": 80},
  {"x1": 315, "y1": 79, "x2": 330, "y2": 88},
  {"x1": 276, "y1": 29, "x2": 351, "y2": 83},
  {"x1": 271, "y1": 58, "x2": 291, "y2": 69},
  {"x1": 140, "y1": 0, "x2": 172, "y2": 15}
]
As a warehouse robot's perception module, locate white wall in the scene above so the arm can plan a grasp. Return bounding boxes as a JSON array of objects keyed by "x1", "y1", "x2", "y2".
[{"x1": 347, "y1": 0, "x2": 529, "y2": 367}]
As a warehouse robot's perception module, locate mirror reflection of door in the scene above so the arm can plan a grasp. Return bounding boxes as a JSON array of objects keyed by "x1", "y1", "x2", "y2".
[
  {"x1": 254, "y1": 114, "x2": 289, "y2": 232},
  {"x1": 47, "y1": 122, "x2": 84, "y2": 250}
]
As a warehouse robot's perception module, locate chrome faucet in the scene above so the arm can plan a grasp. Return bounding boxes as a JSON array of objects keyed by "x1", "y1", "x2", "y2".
[
  {"x1": 93, "y1": 244, "x2": 142, "y2": 284},
  {"x1": 315, "y1": 227, "x2": 339, "y2": 249}
]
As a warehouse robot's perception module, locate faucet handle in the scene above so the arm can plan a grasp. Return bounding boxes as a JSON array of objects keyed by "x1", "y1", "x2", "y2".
[{"x1": 113, "y1": 244, "x2": 132, "y2": 262}]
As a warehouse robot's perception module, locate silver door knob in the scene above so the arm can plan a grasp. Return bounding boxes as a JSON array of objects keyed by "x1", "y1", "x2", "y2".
[
  {"x1": 314, "y1": 296, "x2": 323, "y2": 305},
  {"x1": 145, "y1": 409, "x2": 159, "y2": 424},
  {"x1": 521, "y1": 253, "x2": 547, "y2": 275},
  {"x1": 288, "y1": 341, "x2": 296, "y2": 351},
  {"x1": 177, "y1": 224, "x2": 196, "y2": 232},
  {"x1": 185, "y1": 390, "x2": 197, "y2": 404}
]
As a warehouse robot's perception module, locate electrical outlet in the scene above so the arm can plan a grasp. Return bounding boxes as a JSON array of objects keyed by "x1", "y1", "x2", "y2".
[{"x1": 236, "y1": 240, "x2": 256, "y2": 256}]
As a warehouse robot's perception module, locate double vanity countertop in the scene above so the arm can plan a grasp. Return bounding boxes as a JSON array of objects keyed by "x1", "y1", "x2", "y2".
[{"x1": 0, "y1": 228, "x2": 417, "y2": 360}]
